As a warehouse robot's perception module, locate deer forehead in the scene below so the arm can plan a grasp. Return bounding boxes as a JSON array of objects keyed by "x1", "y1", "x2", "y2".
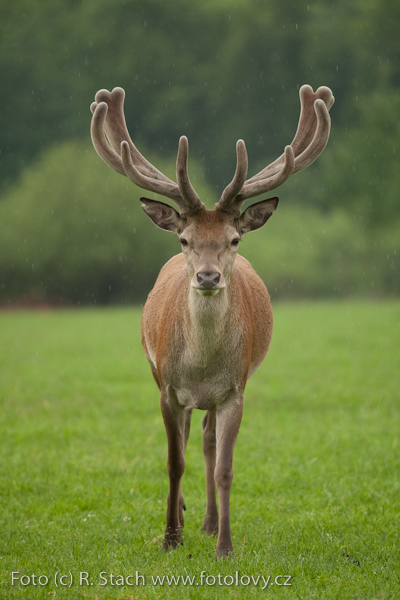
[{"x1": 182, "y1": 210, "x2": 238, "y2": 244}]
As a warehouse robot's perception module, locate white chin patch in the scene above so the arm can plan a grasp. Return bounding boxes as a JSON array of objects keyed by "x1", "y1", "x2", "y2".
[{"x1": 196, "y1": 288, "x2": 220, "y2": 297}]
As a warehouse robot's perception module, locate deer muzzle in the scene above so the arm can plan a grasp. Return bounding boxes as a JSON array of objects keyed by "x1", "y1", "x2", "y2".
[{"x1": 192, "y1": 271, "x2": 225, "y2": 297}]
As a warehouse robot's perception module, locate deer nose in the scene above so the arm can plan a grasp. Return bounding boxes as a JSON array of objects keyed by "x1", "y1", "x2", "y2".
[{"x1": 196, "y1": 272, "x2": 221, "y2": 289}]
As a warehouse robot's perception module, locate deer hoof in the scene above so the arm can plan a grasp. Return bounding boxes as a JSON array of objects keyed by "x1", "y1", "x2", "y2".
[
  {"x1": 163, "y1": 528, "x2": 182, "y2": 550},
  {"x1": 202, "y1": 514, "x2": 219, "y2": 536},
  {"x1": 215, "y1": 545, "x2": 235, "y2": 559}
]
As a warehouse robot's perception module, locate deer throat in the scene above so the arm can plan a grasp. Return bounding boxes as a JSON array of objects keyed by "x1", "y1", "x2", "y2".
[{"x1": 186, "y1": 288, "x2": 230, "y2": 352}]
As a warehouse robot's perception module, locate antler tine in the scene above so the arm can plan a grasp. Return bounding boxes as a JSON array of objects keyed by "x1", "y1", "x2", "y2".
[
  {"x1": 176, "y1": 136, "x2": 205, "y2": 215},
  {"x1": 291, "y1": 85, "x2": 334, "y2": 156},
  {"x1": 216, "y1": 84, "x2": 334, "y2": 214},
  {"x1": 235, "y1": 145, "x2": 295, "y2": 204},
  {"x1": 292, "y1": 98, "x2": 331, "y2": 173},
  {"x1": 217, "y1": 140, "x2": 248, "y2": 209},
  {"x1": 90, "y1": 87, "x2": 205, "y2": 216},
  {"x1": 90, "y1": 101, "x2": 125, "y2": 175}
]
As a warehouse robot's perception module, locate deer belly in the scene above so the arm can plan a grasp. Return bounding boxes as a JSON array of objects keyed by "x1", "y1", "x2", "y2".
[
  {"x1": 168, "y1": 355, "x2": 242, "y2": 410},
  {"x1": 157, "y1": 320, "x2": 247, "y2": 409},
  {"x1": 173, "y1": 377, "x2": 239, "y2": 410}
]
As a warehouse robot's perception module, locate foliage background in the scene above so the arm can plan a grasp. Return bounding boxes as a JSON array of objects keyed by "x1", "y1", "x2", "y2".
[{"x1": 0, "y1": 0, "x2": 399, "y2": 304}]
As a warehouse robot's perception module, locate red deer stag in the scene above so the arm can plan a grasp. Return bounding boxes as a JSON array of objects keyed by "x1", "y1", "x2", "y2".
[{"x1": 90, "y1": 84, "x2": 334, "y2": 557}]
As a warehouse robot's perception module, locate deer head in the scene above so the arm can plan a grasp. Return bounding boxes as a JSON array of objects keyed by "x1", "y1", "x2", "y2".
[{"x1": 90, "y1": 85, "x2": 334, "y2": 297}]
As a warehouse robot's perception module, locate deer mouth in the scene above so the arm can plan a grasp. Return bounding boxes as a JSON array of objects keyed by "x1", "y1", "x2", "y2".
[
  {"x1": 194, "y1": 288, "x2": 222, "y2": 297},
  {"x1": 192, "y1": 281, "x2": 226, "y2": 296}
]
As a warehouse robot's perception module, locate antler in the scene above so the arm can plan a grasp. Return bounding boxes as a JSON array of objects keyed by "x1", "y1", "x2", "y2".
[
  {"x1": 90, "y1": 87, "x2": 205, "y2": 217},
  {"x1": 216, "y1": 85, "x2": 334, "y2": 216}
]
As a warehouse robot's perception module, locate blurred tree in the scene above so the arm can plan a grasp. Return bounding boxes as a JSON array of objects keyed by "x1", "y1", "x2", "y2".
[{"x1": 0, "y1": 140, "x2": 217, "y2": 304}]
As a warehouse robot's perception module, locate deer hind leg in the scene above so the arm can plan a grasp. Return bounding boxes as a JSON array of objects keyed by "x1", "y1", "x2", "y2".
[
  {"x1": 160, "y1": 389, "x2": 190, "y2": 550},
  {"x1": 202, "y1": 409, "x2": 219, "y2": 535},
  {"x1": 214, "y1": 397, "x2": 243, "y2": 558}
]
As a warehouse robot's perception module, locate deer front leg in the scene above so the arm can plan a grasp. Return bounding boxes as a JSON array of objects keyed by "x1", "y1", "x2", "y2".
[
  {"x1": 179, "y1": 408, "x2": 192, "y2": 528},
  {"x1": 202, "y1": 409, "x2": 218, "y2": 535},
  {"x1": 214, "y1": 397, "x2": 243, "y2": 558},
  {"x1": 160, "y1": 389, "x2": 190, "y2": 550}
]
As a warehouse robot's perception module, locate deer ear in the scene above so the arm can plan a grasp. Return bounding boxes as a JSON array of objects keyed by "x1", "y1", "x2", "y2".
[
  {"x1": 141, "y1": 198, "x2": 184, "y2": 233},
  {"x1": 238, "y1": 197, "x2": 279, "y2": 234}
]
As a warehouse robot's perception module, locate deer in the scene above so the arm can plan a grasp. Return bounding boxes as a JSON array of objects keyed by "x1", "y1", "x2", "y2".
[{"x1": 90, "y1": 84, "x2": 334, "y2": 557}]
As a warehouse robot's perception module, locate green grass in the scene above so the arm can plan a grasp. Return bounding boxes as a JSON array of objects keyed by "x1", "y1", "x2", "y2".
[{"x1": 1, "y1": 301, "x2": 399, "y2": 599}]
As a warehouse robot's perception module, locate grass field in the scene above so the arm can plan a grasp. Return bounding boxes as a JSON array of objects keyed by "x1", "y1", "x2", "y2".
[{"x1": 1, "y1": 301, "x2": 399, "y2": 599}]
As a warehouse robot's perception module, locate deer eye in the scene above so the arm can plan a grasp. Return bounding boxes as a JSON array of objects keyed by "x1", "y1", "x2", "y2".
[
  {"x1": 180, "y1": 238, "x2": 188, "y2": 246},
  {"x1": 231, "y1": 239, "x2": 240, "y2": 246}
]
